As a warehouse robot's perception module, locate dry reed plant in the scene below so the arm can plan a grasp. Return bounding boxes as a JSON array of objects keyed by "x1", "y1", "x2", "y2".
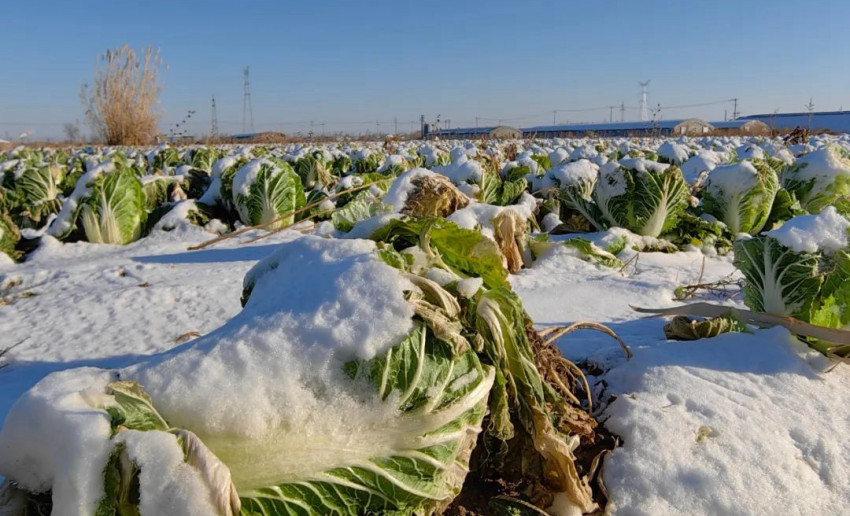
[{"x1": 81, "y1": 45, "x2": 163, "y2": 145}]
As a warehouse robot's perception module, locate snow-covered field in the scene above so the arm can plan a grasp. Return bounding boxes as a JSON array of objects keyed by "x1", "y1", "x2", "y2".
[
  {"x1": 1, "y1": 135, "x2": 849, "y2": 515},
  {"x1": 2, "y1": 223, "x2": 848, "y2": 514}
]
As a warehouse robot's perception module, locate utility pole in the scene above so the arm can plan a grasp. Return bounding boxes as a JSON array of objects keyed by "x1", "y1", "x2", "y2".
[
  {"x1": 732, "y1": 98, "x2": 739, "y2": 120},
  {"x1": 210, "y1": 95, "x2": 219, "y2": 137},
  {"x1": 242, "y1": 67, "x2": 254, "y2": 133},
  {"x1": 420, "y1": 114, "x2": 425, "y2": 138},
  {"x1": 620, "y1": 102, "x2": 625, "y2": 122},
  {"x1": 639, "y1": 81, "x2": 651, "y2": 121},
  {"x1": 608, "y1": 106, "x2": 614, "y2": 123}
]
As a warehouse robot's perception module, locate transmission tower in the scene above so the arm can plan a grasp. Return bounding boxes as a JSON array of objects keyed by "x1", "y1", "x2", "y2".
[
  {"x1": 210, "y1": 95, "x2": 219, "y2": 137},
  {"x1": 620, "y1": 102, "x2": 626, "y2": 122},
  {"x1": 639, "y1": 81, "x2": 650, "y2": 121},
  {"x1": 242, "y1": 67, "x2": 254, "y2": 133}
]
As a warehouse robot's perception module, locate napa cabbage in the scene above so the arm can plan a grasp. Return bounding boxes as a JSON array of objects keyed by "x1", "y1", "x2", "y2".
[
  {"x1": 700, "y1": 159, "x2": 779, "y2": 235},
  {"x1": 781, "y1": 145, "x2": 850, "y2": 214},
  {"x1": 592, "y1": 158, "x2": 690, "y2": 237},
  {"x1": 231, "y1": 159, "x2": 305, "y2": 227}
]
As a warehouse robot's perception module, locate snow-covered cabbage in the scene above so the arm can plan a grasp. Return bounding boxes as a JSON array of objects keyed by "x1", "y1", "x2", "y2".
[
  {"x1": 351, "y1": 149, "x2": 385, "y2": 174},
  {"x1": 657, "y1": 141, "x2": 690, "y2": 165},
  {"x1": 781, "y1": 146, "x2": 850, "y2": 213},
  {"x1": 734, "y1": 208, "x2": 850, "y2": 323},
  {"x1": 232, "y1": 159, "x2": 305, "y2": 227},
  {"x1": 0, "y1": 237, "x2": 495, "y2": 515},
  {"x1": 592, "y1": 159, "x2": 689, "y2": 237},
  {"x1": 701, "y1": 159, "x2": 779, "y2": 235},
  {"x1": 549, "y1": 159, "x2": 604, "y2": 231},
  {"x1": 293, "y1": 153, "x2": 333, "y2": 189},
  {"x1": 47, "y1": 161, "x2": 146, "y2": 245}
]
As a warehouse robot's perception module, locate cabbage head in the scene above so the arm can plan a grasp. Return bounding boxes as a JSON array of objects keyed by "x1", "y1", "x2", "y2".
[
  {"x1": 592, "y1": 159, "x2": 689, "y2": 237},
  {"x1": 14, "y1": 165, "x2": 64, "y2": 228},
  {"x1": 781, "y1": 145, "x2": 850, "y2": 214},
  {"x1": 232, "y1": 159, "x2": 306, "y2": 227},
  {"x1": 78, "y1": 166, "x2": 146, "y2": 244},
  {"x1": 701, "y1": 159, "x2": 779, "y2": 235}
]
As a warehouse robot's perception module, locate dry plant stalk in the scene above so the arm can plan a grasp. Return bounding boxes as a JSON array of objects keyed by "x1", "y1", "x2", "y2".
[
  {"x1": 401, "y1": 175, "x2": 469, "y2": 218},
  {"x1": 81, "y1": 45, "x2": 163, "y2": 145}
]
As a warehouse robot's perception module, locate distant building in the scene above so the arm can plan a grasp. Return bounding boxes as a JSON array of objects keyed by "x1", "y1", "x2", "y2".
[
  {"x1": 489, "y1": 126, "x2": 523, "y2": 139},
  {"x1": 739, "y1": 111, "x2": 850, "y2": 133},
  {"x1": 429, "y1": 125, "x2": 521, "y2": 139},
  {"x1": 672, "y1": 118, "x2": 713, "y2": 135},
  {"x1": 711, "y1": 119, "x2": 770, "y2": 134}
]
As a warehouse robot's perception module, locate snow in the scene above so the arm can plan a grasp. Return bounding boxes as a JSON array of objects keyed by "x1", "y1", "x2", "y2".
[
  {"x1": 765, "y1": 207, "x2": 850, "y2": 254},
  {"x1": 231, "y1": 158, "x2": 270, "y2": 202},
  {"x1": 596, "y1": 161, "x2": 629, "y2": 197},
  {"x1": 511, "y1": 242, "x2": 850, "y2": 515},
  {"x1": 456, "y1": 277, "x2": 483, "y2": 298},
  {"x1": 618, "y1": 157, "x2": 670, "y2": 174},
  {"x1": 5, "y1": 136, "x2": 850, "y2": 514},
  {"x1": 657, "y1": 141, "x2": 690, "y2": 165},
  {"x1": 46, "y1": 160, "x2": 115, "y2": 238},
  {"x1": 705, "y1": 160, "x2": 760, "y2": 197},
  {"x1": 121, "y1": 237, "x2": 414, "y2": 440},
  {"x1": 448, "y1": 194, "x2": 535, "y2": 241},
  {"x1": 786, "y1": 146, "x2": 850, "y2": 199},
  {"x1": 116, "y1": 430, "x2": 219, "y2": 516},
  {"x1": 211, "y1": 155, "x2": 242, "y2": 179},
  {"x1": 431, "y1": 154, "x2": 484, "y2": 183},
  {"x1": 680, "y1": 152, "x2": 719, "y2": 186},
  {"x1": 550, "y1": 159, "x2": 598, "y2": 187},
  {"x1": 542, "y1": 212, "x2": 562, "y2": 232},
  {"x1": 0, "y1": 368, "x2": 115, "y2": 516},
  {"x1": 382, "y1": 167, "x2": 438, "y2": 212},
  {"x1": 153, "y1": 200, "x2": 201, "y2": 231}
]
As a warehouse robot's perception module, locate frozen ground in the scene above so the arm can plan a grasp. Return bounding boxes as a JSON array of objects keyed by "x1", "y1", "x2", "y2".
[{"x1": 2, "y1": 227, "x2": 849, "y2": 515}]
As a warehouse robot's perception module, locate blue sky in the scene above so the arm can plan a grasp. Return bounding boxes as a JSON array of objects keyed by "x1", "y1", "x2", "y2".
[{"x1": 1, "y1": 0, "x2": 849, "y2": 139}]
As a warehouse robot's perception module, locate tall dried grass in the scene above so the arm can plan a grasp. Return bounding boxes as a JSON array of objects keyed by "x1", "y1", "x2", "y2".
[{"x1": 81, "y1": 45, "x2": 163, "y2": 145}]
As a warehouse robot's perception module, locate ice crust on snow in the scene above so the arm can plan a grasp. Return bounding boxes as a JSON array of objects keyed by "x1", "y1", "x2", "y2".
[{"x1": 766, "y1": 207, "x2": 850, "y2": 254}]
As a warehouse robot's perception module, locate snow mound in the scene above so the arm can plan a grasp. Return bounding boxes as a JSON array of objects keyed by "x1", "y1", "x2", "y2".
[
  {"x1": 705, "y1": 161, "x2": 760, "y2": 197},
  {"x1": 766, "y1": 207, "x2": 850, "y2": 255}
]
